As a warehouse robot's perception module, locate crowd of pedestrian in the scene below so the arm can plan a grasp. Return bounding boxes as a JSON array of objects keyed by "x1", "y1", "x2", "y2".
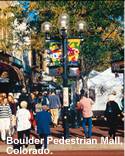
[
  {"x1": 0, "y1": 89, "x2": 61, "y2": 148},
  {"x1": 0, "y1": 87, "x2": 124, "y2": 149}
]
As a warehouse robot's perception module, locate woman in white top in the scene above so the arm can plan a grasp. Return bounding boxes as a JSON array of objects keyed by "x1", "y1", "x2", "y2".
[
  {"x1": 16, "y1": 101, "x2": 31, "y2": 148},
  {"x1": 0, "y1": 97, "x2": 12, "y2": 141}
]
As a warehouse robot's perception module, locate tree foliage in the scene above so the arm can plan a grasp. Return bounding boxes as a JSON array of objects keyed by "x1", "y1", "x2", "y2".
[
  {"x1": 1, "y1": 1, "x2": 123, "y2": 74},
  {"x1": 38, "y1": 0, "x2": 124, "y2": 73},
  {"x1": 0, "y1": 6, "x2": 15, "y2": 52}
]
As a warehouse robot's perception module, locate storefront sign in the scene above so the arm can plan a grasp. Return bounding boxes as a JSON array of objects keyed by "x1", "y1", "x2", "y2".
[
  {"x1": 12, "y1": 57, "x2": 23, "y2": 67},
  {"x1": 0, "y1": 71, "x2": 9, "y2": 83},
  {"x1": 111, "y1": 60, "x2": 124, "y2": 73},
  {"x1": 49, "y1": 66, "x2": 63, "y2": 76},
  {"x1": 68, "y1": 67, "x2": 80, "y2": 77}
]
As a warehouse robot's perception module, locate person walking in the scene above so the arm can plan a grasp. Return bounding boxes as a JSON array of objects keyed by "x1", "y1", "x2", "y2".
[
  {"x1": 0, "y1": 96, "x2": 12, "y2": 141},
  {"x1": 8, "y1": 94, "x2": 17, "y2": 135},
  {"x1": 48, "y1": 90, "x2": 61, "y2": 127},
  {"x1": 77, "y1": 91, "x2": 94, "y2": 138},
  {"x1": 18, "y1": 88, "x2": 31, "y2": 110},
  {"x1": 16, "y1": 101, "x2": 31, "y2": 148},
  {"x1": 104, "y1": 92, "x2": 121, "y2": 139},
  {"x1": 35, "y1": 105, "x2": 51, "y2": 149},
  {"x1": 41, "y1": 91, "x2": 49, "y2": 106}
]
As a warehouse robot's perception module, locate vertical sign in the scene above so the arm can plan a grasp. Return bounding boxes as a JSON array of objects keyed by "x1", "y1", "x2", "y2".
[
  {"x1": 68, "y1": 39, "x2": 80, "y2": 66},
  {"x1": 63, "y1": 87, "x2": 69, "y2": 106},
  {"x1": 49, "y1": 39, "x2": 81, "y2": 66},
  {"x1": 49, "y1": 67, "x2": 63, "y2": 76},
  {"x1": 49, "y1": 40, "x2": 62, "y2": 66}
]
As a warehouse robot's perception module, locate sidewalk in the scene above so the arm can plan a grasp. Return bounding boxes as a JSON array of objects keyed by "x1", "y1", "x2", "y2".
[
  {"x1": 0, "y1": 142, "x2": 124, "y2": 153},
  {"x1": 0, "y1": 122, "x2": 124, "y2": 153}
]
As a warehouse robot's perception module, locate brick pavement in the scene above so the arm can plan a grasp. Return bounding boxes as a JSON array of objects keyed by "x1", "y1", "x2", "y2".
[{"x1": 0, "y1": 120, "x2": 124, "y2": 153}]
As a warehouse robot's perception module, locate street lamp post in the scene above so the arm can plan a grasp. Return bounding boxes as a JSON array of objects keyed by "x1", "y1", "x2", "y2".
[
  {"x1": 60, "y1": 29, "x2": 68, "y2": 87},
  {"x1": 58, "y1": 13, "x2": 69, "y2": 88},
  {"x1": 58, "y1": 13, "x2": 70, "y2": 139},
  {"x1": 41, "y1": 14, "x2": 87, "y2": 139}
]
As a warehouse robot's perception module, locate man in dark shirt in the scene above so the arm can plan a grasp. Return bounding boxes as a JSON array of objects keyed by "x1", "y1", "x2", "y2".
[
  {"x1": 105, "y1": 100, "x2": 121, "y2": 139},
  {"x1": 35, "y1": 105, "x2": 51, "y2": 149},
  {"x1": 18, "y1": 88, "x2": 31, "y2": 110},
  {"x1": 48, "y1": 90, "x2": 61, "y2": 127}
]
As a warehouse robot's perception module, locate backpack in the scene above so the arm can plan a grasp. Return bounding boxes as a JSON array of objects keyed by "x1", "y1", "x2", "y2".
[
  {"x1": 105, "y1": 102, "x2": 113, "y2": 117},
  {"x1": 42, "y1": 96, "x2": 49, "y2": 106}
]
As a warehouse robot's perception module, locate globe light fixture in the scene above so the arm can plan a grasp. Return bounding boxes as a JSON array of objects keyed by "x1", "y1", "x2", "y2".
[
  {"x1": 77, "y1": 20, "x2": 87, "y2": 32},
  {"x1": 41, "y1": 22, "x2": 52, "y2": 41},
  {"x1": 41, "y1": 22, "x2": 52, "y2": 33},
  {"x1": 58, "y1": 13, "x2": 69, "y2": 30}
]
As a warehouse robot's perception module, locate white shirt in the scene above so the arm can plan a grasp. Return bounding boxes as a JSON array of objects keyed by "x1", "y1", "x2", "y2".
[{"x1": 16, "y1": 108, "x2": 31, "y2": 131}]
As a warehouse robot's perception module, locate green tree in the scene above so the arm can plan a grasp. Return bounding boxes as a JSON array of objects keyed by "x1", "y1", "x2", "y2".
[
  {"x1": 38, "y1": 0, "x2": 124, "y2": 74},
  {"x1": 0, "y1": 7, "x2": 15, "y2": 52}
]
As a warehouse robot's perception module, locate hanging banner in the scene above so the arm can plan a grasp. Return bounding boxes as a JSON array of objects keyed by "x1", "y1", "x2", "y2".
[
  {"x1": 49, "y1": 40, "x2": 62, "y2": 66},
  {"x1": 49, "y1": 39, "x2": 81, "y2": 66},
  {"x1": 68, "y1": 39, "x2": 80, "y2": 66}
]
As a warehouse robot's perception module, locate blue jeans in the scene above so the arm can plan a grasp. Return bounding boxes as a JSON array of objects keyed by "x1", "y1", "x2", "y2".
[{"x1": 82, "y1": 117, "x2": 92, "y2": 138}]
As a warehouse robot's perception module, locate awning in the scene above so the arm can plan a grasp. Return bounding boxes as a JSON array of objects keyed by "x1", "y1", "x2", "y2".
[
  {"x1": 0, "y1": 62, "x2": 25, "y2": 92},
  {"x1": 12, "y1": 66, "x2": 24, "y2": 83}
]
